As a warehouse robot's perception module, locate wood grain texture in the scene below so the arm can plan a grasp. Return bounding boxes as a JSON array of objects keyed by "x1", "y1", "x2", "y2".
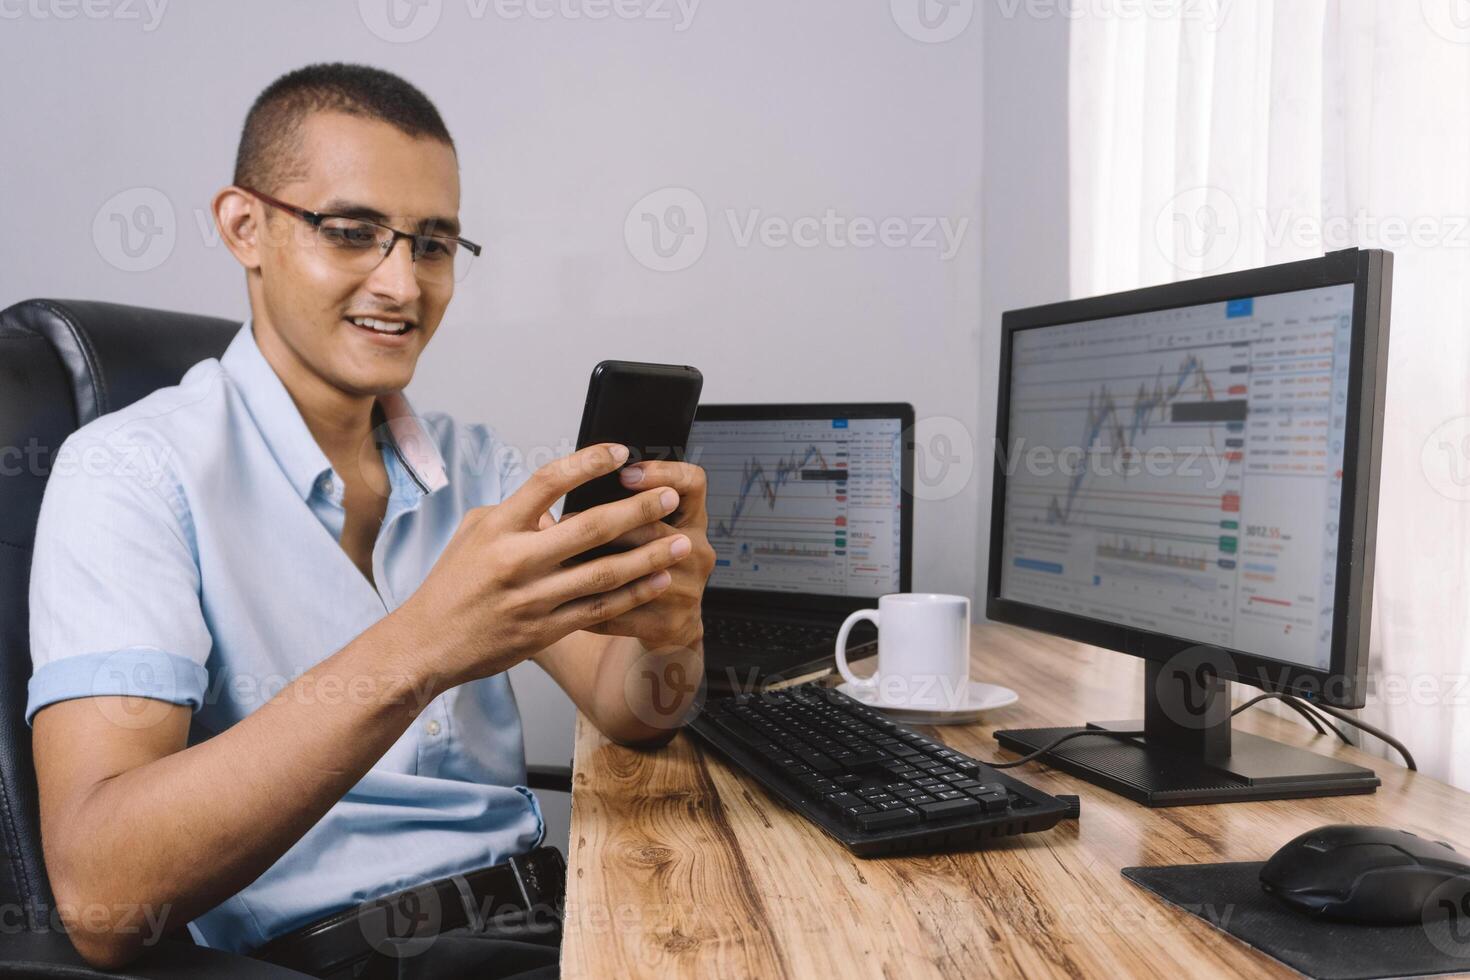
[{"x1": 562, "y1": 623, "x2": 1469, "y2": 979}]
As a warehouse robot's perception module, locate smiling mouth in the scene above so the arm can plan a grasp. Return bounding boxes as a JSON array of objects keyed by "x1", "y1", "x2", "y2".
[{"x1": 346, "y1": 315, "x2": 416, "y2": 336}]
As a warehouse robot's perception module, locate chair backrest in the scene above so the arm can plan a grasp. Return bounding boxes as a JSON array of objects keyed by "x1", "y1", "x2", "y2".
[{"x1": 0, "y1": 299, "x2": 238, "y2": 928}]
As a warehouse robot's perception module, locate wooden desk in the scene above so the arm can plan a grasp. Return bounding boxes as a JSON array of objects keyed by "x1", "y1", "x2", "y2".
[{"x1": 562, "y1": 623, "x2": 1468, "y2": 979}]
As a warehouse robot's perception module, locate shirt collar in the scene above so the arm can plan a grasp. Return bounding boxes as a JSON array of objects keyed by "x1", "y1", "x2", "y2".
[{"x1": 220, "y1": 319, "x2": 449, "y2": 500}]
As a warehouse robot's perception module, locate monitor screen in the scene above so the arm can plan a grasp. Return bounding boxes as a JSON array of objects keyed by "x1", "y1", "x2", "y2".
[
  {"x1": 998, "y1": 283, "x2": 1355, "y2": 672},
  {"x1": 688, "y1": 414, "x2": 905, "y2": 598}
]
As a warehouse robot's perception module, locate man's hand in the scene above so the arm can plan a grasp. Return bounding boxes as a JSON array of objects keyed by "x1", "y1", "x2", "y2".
[
  {"x1": 542, "y1": 460, "x2": 715, "y2": 654},
  {"x1": 399, "y1": 443, "x2": 697, "y2": 692},
  {"x1": 531, "y1": 458, "x2": 714, "y2": 745}
]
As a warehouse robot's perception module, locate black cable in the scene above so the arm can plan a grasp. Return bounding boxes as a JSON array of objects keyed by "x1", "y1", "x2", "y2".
[
  {"x1": 987, "y1": 728, "x2": 1146, "y2": 770},
  {"x1": 1235, "y1": 692, "x2": 1330, "y2": 737},
  {"x1": 1289, "y1": 698, "x2": 1358, "y2": 744},
  {"x1": 1307, "y1": 700, "x2": 1418, "y2": 772},
  {"x1": 1233, "y1": 691, "x2": 1417, "y2": 771},
  {"x1": 1233, "y1": 692, "x2": 1350, "y2": 743},
  {"x1": 984, "y1": 700, "x2": 1415, "y2": 773}
]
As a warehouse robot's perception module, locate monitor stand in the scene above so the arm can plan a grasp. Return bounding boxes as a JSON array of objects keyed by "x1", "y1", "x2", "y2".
[{"x1": 993, "y1": 661, "x2": 1380, "y2": 806}]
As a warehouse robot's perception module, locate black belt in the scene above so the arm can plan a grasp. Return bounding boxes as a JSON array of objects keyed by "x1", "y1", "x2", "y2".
[{"x1": 249, "y1": 847, "x2": 566, "y2": 979}]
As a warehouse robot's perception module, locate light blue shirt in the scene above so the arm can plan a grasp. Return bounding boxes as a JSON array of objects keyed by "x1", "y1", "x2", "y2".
[{"x1": 26, "y1": 320, "x2": 545, "y2": 953}]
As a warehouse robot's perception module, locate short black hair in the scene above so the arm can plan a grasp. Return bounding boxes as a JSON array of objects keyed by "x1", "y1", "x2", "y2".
[{"x1": 233, "y1": 63, "x2": 455, "y2": 193}]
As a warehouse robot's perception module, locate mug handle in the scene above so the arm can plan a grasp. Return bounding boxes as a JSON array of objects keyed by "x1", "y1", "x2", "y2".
[{"x1": 835, "y1": 609, "x2": 880, "y2": 690}]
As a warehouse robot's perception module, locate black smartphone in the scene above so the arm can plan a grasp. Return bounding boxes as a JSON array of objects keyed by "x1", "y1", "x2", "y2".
[{"x1": 561, "y1": 360, "x2": 704, "y2": 563}]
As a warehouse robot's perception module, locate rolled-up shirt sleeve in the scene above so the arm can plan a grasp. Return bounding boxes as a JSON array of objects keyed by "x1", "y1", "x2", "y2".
[{"x1": 26, "y1": 432, "x2": 211, "y2": 725}]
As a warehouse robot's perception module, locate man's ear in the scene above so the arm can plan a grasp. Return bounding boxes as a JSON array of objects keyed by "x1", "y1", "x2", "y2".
[{"x1": 212, "y1": 186, "x2": 263, "y2": 271}]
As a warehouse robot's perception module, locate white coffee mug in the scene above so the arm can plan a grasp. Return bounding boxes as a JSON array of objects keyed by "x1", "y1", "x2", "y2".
[{"x1": 834, "y1": 593, "x2": 972, "y2": 709}]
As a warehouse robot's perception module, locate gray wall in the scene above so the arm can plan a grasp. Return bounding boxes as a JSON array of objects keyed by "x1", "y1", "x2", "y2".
[
  {"x1": 977, "y1": 2, "x2": 1071, "y2": 605},
  {"x1": 2, "y1": 2, "x2": 1069, "y2": 849}
]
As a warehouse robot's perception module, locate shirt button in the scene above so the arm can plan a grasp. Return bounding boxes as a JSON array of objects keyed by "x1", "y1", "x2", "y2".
[{"x1": 425, "y1": 720, "x2": 441, "y2": 736}]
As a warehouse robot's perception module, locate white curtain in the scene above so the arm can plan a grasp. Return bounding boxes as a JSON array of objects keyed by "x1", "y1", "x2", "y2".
[{"x1": 1068, "y1": 0, "x2": 1470, "y2": 789}]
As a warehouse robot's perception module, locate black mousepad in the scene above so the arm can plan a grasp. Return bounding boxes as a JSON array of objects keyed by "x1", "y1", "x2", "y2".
[{"x1": 1122, "y1": 862, "x2": 1470, "y2": 980}]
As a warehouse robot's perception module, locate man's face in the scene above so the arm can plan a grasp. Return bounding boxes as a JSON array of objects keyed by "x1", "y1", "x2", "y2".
[{"x1": 252, "y1": 110, "x2": 461, "y2": 397}]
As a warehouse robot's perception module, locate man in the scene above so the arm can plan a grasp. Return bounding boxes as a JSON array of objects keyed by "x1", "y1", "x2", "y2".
[{"x1": 26, "y1": 63, "x2": 714, "y2": 978}]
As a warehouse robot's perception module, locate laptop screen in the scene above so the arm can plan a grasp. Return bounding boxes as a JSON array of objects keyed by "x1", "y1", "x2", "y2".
[{"x1": 688, "y1": 409, "x2": 907, "y2": 599}]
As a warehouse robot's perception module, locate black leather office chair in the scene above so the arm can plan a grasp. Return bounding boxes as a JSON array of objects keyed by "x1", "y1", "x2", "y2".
[{"x1": 0, "y1": 299, "x2": 570, "y2": 977}]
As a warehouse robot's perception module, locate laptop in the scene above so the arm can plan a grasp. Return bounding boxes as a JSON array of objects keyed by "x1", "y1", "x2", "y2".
[{"x1": 689, "y1": 403, "x2": 915, "y2": 694}]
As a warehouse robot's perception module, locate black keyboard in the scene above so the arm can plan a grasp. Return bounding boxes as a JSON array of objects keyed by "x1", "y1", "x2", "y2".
[
  {"x1": 689, "y1": 684, "x2": 1074, "y2": 857},
  {"x1": 703, "y1": 616, "x2": 838, "y2": 655}
]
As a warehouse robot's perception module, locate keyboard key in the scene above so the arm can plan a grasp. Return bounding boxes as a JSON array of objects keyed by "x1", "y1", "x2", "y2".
[
  {"x1": 793, "y1": 747, "x2": 839, "y2": 772},
  {"x1": 918, "y1": 798, "x2": 983, "y2": 821},
  {"x1": 854, "y1": 807, "x2": 921, "y2": 831},
  {"x1": 934, "y1": 790, "x2": 965, "y2": 801},
  {"x1": 972, "y1": 791, "x2": 1010, "y2": 813},
  {"x1": 823, "y1": 792, "x2": 860, "y2": 809},
  {"x1": 712, "y1": 716, "x2": 767, "y2": 746}
]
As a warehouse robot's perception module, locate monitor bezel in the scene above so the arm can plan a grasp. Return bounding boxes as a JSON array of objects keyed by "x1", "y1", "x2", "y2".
[
  {"x1": 986, "y1": 248, "x2": 1392, "y2": 709},
  {"x1": 693, "y1": 402, "x2": 915, "y2": 617}
]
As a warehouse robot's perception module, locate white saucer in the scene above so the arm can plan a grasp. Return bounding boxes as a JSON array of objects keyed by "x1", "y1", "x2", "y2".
[{"x1": 837, "y1": 679, "x2": 1019, "y2": 725}]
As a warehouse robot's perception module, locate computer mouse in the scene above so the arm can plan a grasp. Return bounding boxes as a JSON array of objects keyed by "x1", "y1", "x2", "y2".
[{"x1": 1260, "y1": 824, "x2": 1470, "y2": 925}]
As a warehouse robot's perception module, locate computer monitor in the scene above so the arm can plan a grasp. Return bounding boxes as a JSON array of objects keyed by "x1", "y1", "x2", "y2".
[
  {"x1": 691, "y1": 403, "x2": 913, "y2": 607},
  {"x1": 987, "y1": 248, "x2": 1393, "y2": 805}
]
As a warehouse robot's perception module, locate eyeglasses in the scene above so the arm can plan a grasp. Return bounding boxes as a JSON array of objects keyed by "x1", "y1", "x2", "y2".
[{"x1": 239, "y1": 186, "x2": 481, "y2": 285}]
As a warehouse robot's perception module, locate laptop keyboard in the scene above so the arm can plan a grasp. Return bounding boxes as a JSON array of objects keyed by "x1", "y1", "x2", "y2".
[{"x1": 703, "y1": 616, "x2": 839, "y2": 654}]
